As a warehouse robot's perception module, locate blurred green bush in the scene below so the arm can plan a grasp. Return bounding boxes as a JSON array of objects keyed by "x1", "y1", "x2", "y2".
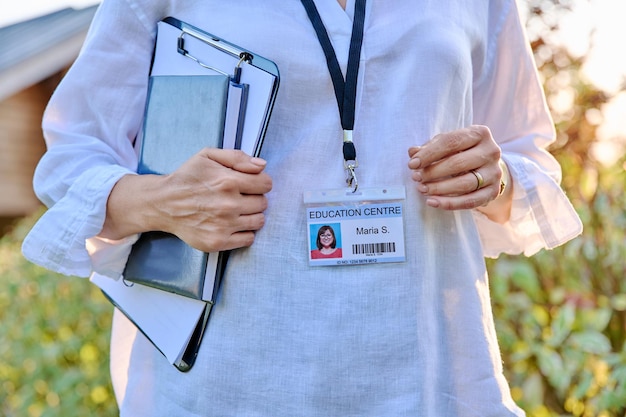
[
  {"x1": 0, "y1": 213, "x2": 118, "y2": 417},
  {"x1": 490, "y1": 158, "x2": 626, "y2": 417},
  {"x1": 498, "y1": 3, "x2": 626, "y2": 414}
]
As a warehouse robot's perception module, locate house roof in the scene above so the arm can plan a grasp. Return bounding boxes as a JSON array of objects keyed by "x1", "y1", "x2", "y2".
[{"x1": 0, "y1": 5, "x2": 98, "y2": 100}]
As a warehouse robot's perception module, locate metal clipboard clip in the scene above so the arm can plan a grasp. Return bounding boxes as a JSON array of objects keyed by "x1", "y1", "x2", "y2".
[{"x1": 176, "y1": 29, "x2": 253, "y2": 83}]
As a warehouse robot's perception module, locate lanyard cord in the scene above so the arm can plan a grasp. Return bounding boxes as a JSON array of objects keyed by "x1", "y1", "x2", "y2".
[{"x1": 300, "y1": 0, "x2": 367, "y2": 191}]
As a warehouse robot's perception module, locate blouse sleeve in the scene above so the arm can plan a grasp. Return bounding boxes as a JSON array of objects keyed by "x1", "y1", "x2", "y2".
[
  {"x1": 471, "y1": 0, "x2": 582, "y2": 257},
  {"x1": 21, "y1": 0, "x2": 163, "y2": 278}
]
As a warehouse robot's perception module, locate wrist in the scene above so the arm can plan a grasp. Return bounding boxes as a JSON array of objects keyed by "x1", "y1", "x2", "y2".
[{"x1": 100, "y1": 173, "x2": 166, "y2": 239}]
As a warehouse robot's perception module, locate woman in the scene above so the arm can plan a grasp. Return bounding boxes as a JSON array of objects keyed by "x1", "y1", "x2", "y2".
[
  {"x1": 23, "y1": 0, "x2": 582, "y2": 415},
  {"x1": 311, "y1": 225, "x2": 343, "y2": 259}
]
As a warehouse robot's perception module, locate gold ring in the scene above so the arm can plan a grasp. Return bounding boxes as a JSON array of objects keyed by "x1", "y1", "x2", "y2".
[{"x1": 471, "y1": 170, "x2": 484, "y2": 191}]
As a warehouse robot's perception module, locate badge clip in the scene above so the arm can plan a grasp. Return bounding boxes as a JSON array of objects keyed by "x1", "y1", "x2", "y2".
[
  {"x1": 345, "y1": 161, "x2": 358, "y2": 193},
  {"x1": 343, "y1": 130, "x2": 358, "y2": 193}
]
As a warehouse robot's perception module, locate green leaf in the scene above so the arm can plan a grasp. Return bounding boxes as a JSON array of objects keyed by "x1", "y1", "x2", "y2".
[
  {"x1": 571, "y1": 368, "x2": 593, "y2": 399},
  {"x1": 510, "y1": 263, "x2": 542, "y2": 301},
  {"x1": 520, "y1": 371, "x2": 544, "y2": 408},
  {"x1": 536, "y1": 346, "x2": 570, "y2": 393},
  {"x1": 547, "y1": 303, "x2": 576, "y2": 346},
  {"x1": 578, "y1": 307, "x2": 613, "y2": 332},
  {"x1": 568, "y1": 331, "x2": 612, "y2": 355}
]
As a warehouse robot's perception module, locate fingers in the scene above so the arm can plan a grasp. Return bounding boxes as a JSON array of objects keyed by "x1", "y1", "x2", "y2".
[
  {"x1": 416, "y1": 168, "x2": 495, "y2": 197},
  {"x1": 175, "y1": 148, "x2": 272, "y2": 195},
  {"x1": 417, "y1": 165, "x2": 500, "y2": 199},
  {"x1": 237, "y1": 194, "x2": 269, "y2": 216},
  {"x1": 198, "y1": 148, "x2": 272, "y2": 195},
  {"x1": 238, "y1": 211, "x2": 267, "y2": 231},
  {"x1": 200, "y1": 147, "x2": 268, "y2": 174},
  {"x1": 418, "y1": 167, "x2": 502, "y2": 209},
  {"x1": 232, "y1": 170, "x2": 273, "y2": 195},
  {"x1": 412, "y1": 144, "x2": 500, "y2": 186},
  {"x1": 408, "y1": 146, "x2": 420, "y2": 158},
  {"x1": 223, "y1": 231, "x2": 257, "y2": 251},
  {"x1": 169, "y1": 197, "x2": 269, "y2": 253},
  {"x1": 192, "y1": 209, "x2": 268, "y2": 252},
  {"x1": 151, "y1": 148, "x2": 274, "y2": 252},
  {"x1": 408, "y1": 126, "x2": 491, "y2": 170},
  {"x1": 423, "y1": 187, "x2": 497, "y2": 211},
  {"x1": 408, "y1": 125, "x2": 504, "y2": 210},
  {"x1": 215, "y1": 213, "x2": 267, "y2": 251}
]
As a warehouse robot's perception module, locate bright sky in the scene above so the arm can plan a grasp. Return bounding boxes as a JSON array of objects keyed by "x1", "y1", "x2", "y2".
[
  {"x1": 2, "y1": 0, "x2": 625, "y2": 163},
  {"x1": 558, "y1": 0, "x2": 626, "y2": 94}
]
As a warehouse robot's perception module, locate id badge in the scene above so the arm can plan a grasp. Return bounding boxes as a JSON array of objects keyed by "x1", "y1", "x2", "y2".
[{"x1": 304, "y1": 186, "x2": 406, "y2": 266}]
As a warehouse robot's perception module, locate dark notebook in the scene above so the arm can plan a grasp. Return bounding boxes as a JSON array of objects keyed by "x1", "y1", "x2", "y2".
[{"x1": 123, "y1": 74, "x2": 231, "y2": 302}]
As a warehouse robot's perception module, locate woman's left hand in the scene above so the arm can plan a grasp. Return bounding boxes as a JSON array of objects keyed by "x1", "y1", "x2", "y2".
[{"x1": 407, "y1": 125, "x2": 505, "y2": 211}]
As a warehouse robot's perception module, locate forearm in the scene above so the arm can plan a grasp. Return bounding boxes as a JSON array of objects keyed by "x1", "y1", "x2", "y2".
[{"x1": 99, "y1": 173, "x2": 165, "y2": 240}]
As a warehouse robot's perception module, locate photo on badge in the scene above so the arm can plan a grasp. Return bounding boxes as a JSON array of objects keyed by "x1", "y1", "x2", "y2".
[{"x1": 309, "y1": 223, "x2": 343, "y2": 261}]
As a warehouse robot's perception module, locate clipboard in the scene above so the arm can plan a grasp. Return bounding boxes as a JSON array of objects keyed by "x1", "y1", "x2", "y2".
[
  {"x1": 93, "y1": 17, "x2": 280, "y2": 372},
  {"x1": 152, "y1": 16, "x2": 280, "y2": 156}
]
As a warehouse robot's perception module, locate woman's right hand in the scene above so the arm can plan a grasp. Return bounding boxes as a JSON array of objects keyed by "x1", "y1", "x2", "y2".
[{"x1": 100, "y1": 148, "x2": 273, "y2": 253}]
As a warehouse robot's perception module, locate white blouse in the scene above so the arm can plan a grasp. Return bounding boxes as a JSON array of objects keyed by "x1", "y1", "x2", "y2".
[{"x1": 23, "y1": 0, "x2": 582, "y2": 415}]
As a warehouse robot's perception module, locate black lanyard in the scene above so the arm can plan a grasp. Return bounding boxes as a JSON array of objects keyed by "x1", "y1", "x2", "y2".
[{"x1": 300, "y1": 0, "x2": 366, "y2": 191}]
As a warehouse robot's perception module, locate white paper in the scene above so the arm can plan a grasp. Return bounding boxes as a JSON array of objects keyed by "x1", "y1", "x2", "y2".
[{"x1": 90, "y1": 273, "x2": 207, "y2": 365}]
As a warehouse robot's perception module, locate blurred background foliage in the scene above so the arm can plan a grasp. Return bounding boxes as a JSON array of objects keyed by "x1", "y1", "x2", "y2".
[
  {"x1": 489, "y1": 1, "x2": 626, "y2": 416},
  {"x1": 0, "y1": 215, "x2": 118, "y2": 416},
  {"x1": 1, "y1": 0, "x2": 625, "y2": 416}
]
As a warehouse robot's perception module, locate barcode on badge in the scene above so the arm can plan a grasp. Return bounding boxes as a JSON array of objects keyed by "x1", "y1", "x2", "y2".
[{"x1": 352, "y1": 242, "x2": 396, "y2": 255}]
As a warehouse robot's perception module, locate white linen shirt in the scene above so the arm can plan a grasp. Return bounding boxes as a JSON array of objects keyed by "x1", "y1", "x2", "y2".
[{"x1": 23, "y1": 0, "x2": 582, "y2": 415}]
